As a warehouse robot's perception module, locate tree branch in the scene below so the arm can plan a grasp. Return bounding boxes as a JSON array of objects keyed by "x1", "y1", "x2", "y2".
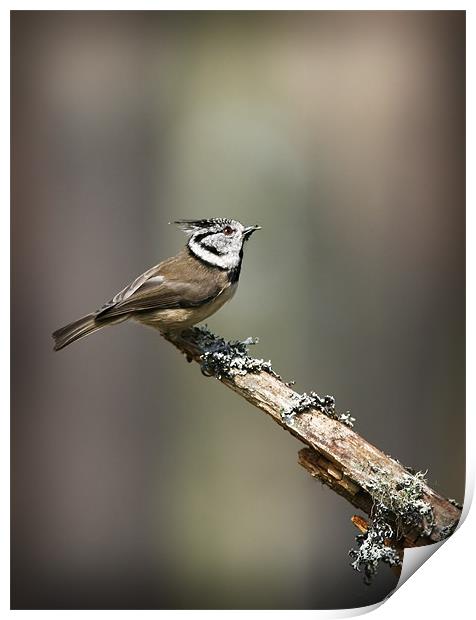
[{"x1": 162, "y1": 326, "x2": 461, "y2": 573}]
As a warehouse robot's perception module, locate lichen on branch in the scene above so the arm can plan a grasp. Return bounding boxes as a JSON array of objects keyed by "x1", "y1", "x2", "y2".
[
  {"x1": 194, "y1": 326, "x2": 278, "y2": 379},
  {"x1": 281, "y1": 391, "x2": 355, "y2": 428},
  {"x1": 189, "y1": 326, "x2": 354, "y2": 428},
  {"x1": 349, "y1": 467, "x2": 435, "y2": 583},
  {"x1": 162, "y1": 325, "x2": 462, "y2": 585}
]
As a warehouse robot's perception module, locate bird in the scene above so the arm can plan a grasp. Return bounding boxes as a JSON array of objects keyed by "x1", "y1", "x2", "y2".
[{"x1": 52, "y1": 218, "x2": 261, "y2": 351}]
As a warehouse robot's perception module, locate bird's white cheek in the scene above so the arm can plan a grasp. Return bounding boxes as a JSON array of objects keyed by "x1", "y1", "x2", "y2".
[{"x1": 188, "y1": 238, "x2": 241, "y2": 269}]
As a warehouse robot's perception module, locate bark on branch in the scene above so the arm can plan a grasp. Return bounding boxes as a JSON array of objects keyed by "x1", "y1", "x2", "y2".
[{"x1": 162, "y1": 327, "x2": 461, "y2": 559}]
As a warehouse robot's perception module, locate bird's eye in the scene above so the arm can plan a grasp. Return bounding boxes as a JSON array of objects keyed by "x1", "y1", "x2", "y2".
[{"x1": 223, "y1": 226, "x2": 234, "y2": 236}]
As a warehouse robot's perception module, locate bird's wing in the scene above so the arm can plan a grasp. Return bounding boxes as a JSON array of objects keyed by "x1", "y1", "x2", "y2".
[{"x1": 95, "y1": 253, "x2": 226, "y2": 320}]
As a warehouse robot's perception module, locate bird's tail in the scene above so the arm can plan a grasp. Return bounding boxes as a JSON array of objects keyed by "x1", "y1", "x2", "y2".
[{"x1": 52, "y1": 313, "x2": 104, "y2": 351}]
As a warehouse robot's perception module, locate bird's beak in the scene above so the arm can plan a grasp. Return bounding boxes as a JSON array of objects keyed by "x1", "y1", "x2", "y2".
[{"x1": 243, "y1": 225, "x2": 262, "y2": 239}]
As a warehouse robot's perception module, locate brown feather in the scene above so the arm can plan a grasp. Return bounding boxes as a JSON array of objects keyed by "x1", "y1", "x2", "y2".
[{"x1": 95, "y1": 248, "x2": 230, "y2": 320}]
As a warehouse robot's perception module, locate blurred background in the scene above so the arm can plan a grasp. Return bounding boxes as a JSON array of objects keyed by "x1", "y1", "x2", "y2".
[{"x1": 11, "y1": 11, "x2": 465, "y2": 610}]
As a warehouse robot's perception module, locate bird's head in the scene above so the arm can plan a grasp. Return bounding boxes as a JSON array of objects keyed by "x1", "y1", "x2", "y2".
[{"x1": 173, "y1": 218, "x2": 261, "y2": 270}]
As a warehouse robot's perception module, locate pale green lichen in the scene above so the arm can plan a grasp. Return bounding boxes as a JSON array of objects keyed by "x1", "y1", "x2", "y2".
[
  {"x1": 349, "y1": 518, "x2": 401, "y2": 585},
  {"x1": 281, "y1": 391, "x2": 355, "y2": 428},
  {"x1": 349, "y1": 467, "x2": 435, "y2": 584},
  {"x1": 191, "y1": 326, "x2": 279, "y2": 380},
  {"x1": 367, "y1": 468, "x2": 435, "y2": 538}
]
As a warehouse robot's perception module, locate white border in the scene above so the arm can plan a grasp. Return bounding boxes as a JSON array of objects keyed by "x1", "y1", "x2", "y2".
[
  {"x1": 2, "y1": 2, "x2": 471, "y2": 9},
  {"x1": 5, "y1": 3, "x2": 471, "y2": 617}
]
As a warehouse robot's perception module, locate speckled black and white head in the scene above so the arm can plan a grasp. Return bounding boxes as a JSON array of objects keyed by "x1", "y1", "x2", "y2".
[{"x1": 174, "y1": 218, "x2": 261, "y2": 271}]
